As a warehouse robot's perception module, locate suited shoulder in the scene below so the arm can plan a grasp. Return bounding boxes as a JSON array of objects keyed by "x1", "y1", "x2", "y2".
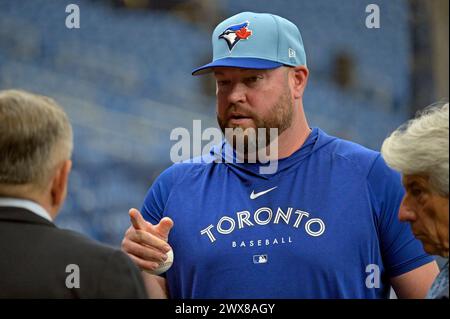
[
  {"x1": 44, "y1": 226, "x2": 126, "y2": 263},
  {"x1": 38, "y1": 226, "x2": 146, "y2": 298}
]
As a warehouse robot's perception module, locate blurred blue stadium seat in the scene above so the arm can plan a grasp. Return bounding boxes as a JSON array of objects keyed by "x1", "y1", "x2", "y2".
[{"x1": 0, "y1": 0, "x2": 410, "y2": 245}]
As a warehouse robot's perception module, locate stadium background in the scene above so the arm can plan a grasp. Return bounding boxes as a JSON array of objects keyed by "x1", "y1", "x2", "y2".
[{"x1": 0, "y1": 0, "x2": 448, "y2": 258}]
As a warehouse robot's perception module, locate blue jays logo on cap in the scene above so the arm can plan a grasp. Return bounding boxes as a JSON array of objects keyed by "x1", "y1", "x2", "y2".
[
  {"x1": 219, "y1": 21, "x2": 252, "y2": 51},
  {"x1": 192, "y1": 12, "x2": 307, "y2": 75}
]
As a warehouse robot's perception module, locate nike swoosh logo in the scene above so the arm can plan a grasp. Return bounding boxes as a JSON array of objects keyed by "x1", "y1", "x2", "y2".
[{"x1": 250, "y1": 186, "x2": 278, "y2": 200}]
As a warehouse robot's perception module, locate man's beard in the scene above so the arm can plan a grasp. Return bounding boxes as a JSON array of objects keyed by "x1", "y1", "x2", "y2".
[{"x1": 217, "y1": 86, "x2": 293, "y2": 160}]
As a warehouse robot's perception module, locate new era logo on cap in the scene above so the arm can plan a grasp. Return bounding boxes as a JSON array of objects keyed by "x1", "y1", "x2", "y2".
[
  {"x1": 288, "y1": 48, "x2": 296, "y2": 58},
  {"x1": 192, "y1": 12, "x2": 307, "y2": 75}
]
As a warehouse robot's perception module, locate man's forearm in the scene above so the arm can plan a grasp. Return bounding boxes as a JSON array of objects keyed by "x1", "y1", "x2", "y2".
[{"x1": 142, "y1": 272, "x2": 169, "y2": 299}]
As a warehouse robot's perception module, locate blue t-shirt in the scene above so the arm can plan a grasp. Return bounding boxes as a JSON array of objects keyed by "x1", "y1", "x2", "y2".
[{"x1": 141, "y1": 128, "x2": 433, "y2": 298}]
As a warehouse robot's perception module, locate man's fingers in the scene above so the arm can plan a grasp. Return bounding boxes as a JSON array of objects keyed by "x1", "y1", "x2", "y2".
[
  {"x1": 129, "y1": 229, "x2": 171, "y2": 253},
  {"x1": 155, "y1": 217, "x2": 174, "y2": 241},
  {"x1": 128, "y1": 208, "x2": 174, "y2": 247},
  {"x1": 127, "y1": 254, "x2": 161, "y2": 272},
  {"x1": 122, "y1": 238, "x2": 168, "y2": 263},
  {"x1": 129, "y1": 208, "x2": 149, "y2": 231}
]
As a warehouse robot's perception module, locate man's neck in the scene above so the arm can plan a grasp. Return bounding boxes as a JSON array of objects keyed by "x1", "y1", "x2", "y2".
[
  {"x1": 274, "y1": 105, "x2": 311, "y2": 160},
  {"x1": 234, "y1": 107, "x2": 311, "y2": 162},
  {"x1": 0, "y1": 185, "x2": 56, "y2": 220},
  {"x1": 0, "y1": 196, "x2": 54, "y2": 222}
]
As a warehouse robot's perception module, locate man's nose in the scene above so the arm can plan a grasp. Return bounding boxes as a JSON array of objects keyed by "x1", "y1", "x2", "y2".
[
  {"x1": 227, "y1": 83, "x2": 247, "y2": 105},
  {"x1": 398, "y1": 198, "x2": 416, "y2": 222}
]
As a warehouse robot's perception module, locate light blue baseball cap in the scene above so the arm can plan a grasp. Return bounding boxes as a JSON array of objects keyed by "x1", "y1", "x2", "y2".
[{"x1": 192, "y1": 12, "x2": 307, "y2": 75}]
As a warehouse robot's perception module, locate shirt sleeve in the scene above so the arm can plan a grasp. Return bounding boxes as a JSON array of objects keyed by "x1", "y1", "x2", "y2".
[
  {"x1": 141, "y1": 165, "x2": 178, "y2": 225},
  {"x1": 367, "y1": 154, "x2": 435, "y2": 277},
  {"x1": 140, "y1": 165, "x2": 183, "y2": 280}
]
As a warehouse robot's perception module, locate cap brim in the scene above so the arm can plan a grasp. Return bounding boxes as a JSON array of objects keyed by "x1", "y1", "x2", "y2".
[{"x1": 192, "y1": 57, "x2": 283, "y2": 76}]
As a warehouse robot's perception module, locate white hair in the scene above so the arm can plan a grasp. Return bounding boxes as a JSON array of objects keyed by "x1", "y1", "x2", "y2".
[
  {"x1": 381, "y1": 102, "x2": 449, "y2": 196},
  {"x1": 0, "y1": 89, "x2": 73, "y2": 190}
]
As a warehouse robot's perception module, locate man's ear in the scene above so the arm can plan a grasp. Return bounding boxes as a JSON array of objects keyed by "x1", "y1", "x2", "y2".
[
  {"x1": 290, "y1": 65, "x2": 309, "y2": 99},
  {"x1": 50, "y1": 159, "x2": 72, "y2": 212}
]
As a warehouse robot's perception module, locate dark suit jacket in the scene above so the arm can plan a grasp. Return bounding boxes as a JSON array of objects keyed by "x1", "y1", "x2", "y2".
[{"x1": 0, "y1": 206, "x2": 147, "y2": 298}]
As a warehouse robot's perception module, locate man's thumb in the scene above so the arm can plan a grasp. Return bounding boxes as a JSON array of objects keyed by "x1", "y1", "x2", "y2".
[{"x1": 155, "y1": 217, "x2": 174, "y2": 241}]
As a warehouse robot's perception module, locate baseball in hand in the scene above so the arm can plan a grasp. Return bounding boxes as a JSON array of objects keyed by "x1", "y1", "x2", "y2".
[{"x1": 146, "y1": 249, "x2": 174, "y2": 275}]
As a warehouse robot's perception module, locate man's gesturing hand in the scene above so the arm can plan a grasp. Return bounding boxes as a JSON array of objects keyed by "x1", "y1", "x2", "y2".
[{"x1": 121, "y1": 208, "x2": 174, "y2": 273}]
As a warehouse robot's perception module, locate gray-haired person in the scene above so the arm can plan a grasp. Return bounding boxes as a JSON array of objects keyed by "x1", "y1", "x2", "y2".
[
  {"x1": 382, "y1": 102, "x2": 449, "y2": 299},
  {"x1": 0, "y1": 89, "x2": 147, "y2": 298}
]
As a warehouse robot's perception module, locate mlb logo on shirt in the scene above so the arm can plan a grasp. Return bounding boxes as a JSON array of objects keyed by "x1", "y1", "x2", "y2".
[{"x1": 253, "y1": 254, "x2": 268, "y2": 264}]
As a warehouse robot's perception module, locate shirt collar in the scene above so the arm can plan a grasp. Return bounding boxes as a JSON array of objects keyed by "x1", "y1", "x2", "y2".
[
  {"x1": 0, "y1": 197, "x2": 53, "y2": 222},
  {"x1": 215, "y1": 127, "x2": 320, "y2": 178}
]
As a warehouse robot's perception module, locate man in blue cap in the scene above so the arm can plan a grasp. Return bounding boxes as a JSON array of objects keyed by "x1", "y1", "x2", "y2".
[{"x1": 122, "y1": 12, "x2": 439, "y2": 298}]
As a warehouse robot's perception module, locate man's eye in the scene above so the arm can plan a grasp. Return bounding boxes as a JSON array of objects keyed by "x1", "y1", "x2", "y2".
[
  {"x1": 411, "y1": 188, "x2": 423, "y2": 197},
  {"x1": 245, "y1": 76, "x2": 261, "y2": 83},
  {"x1": 217, "y1": 80, "x2": 230, "y2": 86}
]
